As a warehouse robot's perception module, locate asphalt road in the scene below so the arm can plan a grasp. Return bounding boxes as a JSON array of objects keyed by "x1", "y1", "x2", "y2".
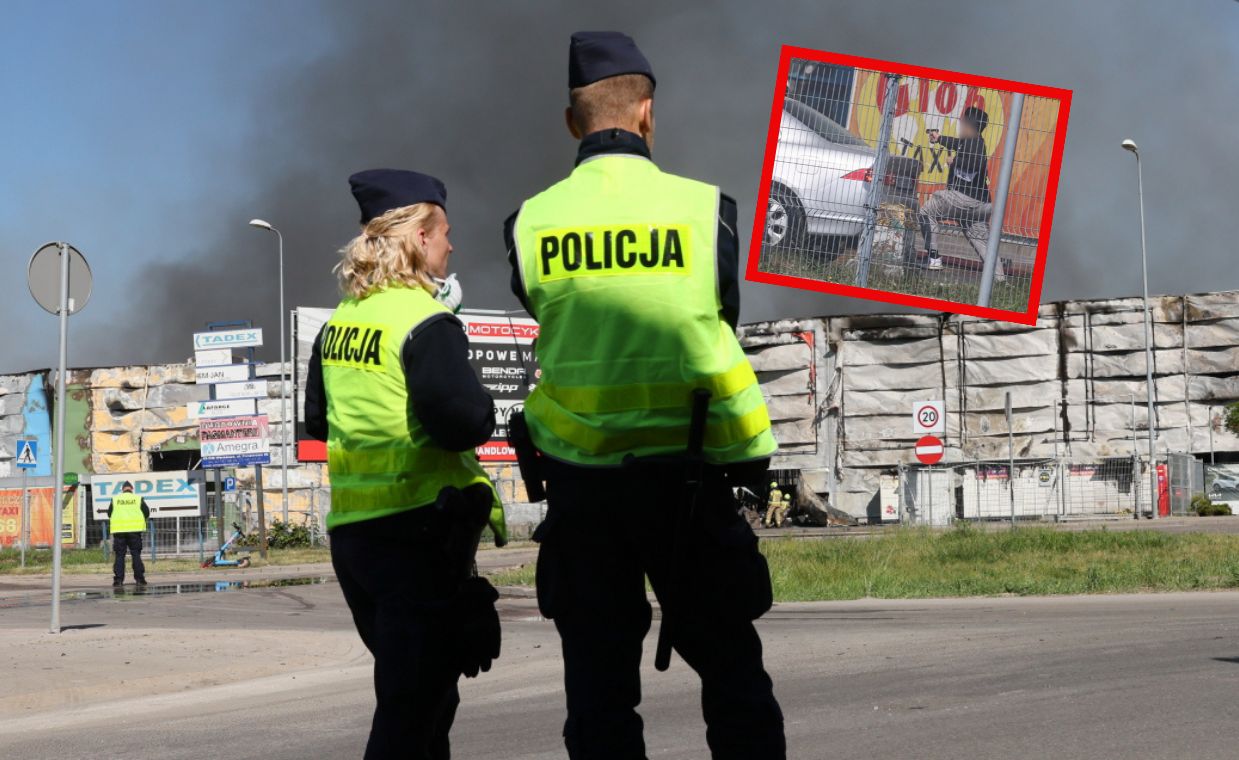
[{"x1": 2, "y1": 579, "x2": 1239, "y2": 759}]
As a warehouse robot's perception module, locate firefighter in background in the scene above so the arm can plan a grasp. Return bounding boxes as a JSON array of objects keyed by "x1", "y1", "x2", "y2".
[
  {"x1": 109, "y1": 481, "x2": 148, "y2": 587},
  {"x1": 764, "y1": 481, "x2": 783, "y2": 528},
  {"x1": 304, "y1": 169, "x2": 506, "y2": 759},
  {"x1": 505, "y1": 31, "x2": 785, "y2": 760}
]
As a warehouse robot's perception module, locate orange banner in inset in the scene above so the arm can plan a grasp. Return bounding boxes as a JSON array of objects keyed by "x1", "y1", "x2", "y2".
[
  {"x1": 0, "y1": 487, "x2": 77, "y2": 547},
  {"x1": 849, "y1": 71, "x2": 1060, "y2": 238}
]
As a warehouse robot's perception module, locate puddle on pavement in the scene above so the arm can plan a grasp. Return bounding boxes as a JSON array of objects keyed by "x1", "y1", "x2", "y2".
[{"x1": 0, "y1": 576, "x2": 333, "y2": 608}]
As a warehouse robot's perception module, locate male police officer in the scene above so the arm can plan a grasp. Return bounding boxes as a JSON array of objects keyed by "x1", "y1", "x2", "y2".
[
  {"x1": 109, "y1": 481, "x2": 149, "y2": 587},
  {"x1": 505, "y1": 31, "x2": 786, "y2": 760},
  {"x1": 305, "y1": 169, "x2": 505, "y2": 759}
]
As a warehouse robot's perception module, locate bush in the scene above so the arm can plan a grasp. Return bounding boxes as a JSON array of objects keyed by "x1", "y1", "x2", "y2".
[
  {"x1": 238, "y1": 520, "x2": 314, "y2": 549},
  {"x1": 1191, "y1": 493, "x2": 1233, "y2": 516}
]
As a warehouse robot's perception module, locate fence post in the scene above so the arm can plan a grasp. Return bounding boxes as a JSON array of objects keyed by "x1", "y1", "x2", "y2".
[
  {"x1": 1130, "y1": 394, "x2": 1140, "y2": 519},
  {"x1": 855, "y1": 73, "x2": 901, "y2": 288},
  {"x1": 897, "y1": 463, "x2": 905, "y2": 523},
  {"x1": 977, "y1": 93, "x2": 1025, "y2": 308},
  {"x1": 1006, "y1": 391, "x2": 1016, "y2": 527}
]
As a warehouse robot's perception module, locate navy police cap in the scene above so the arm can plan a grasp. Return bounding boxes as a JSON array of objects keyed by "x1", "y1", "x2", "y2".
[
  {"x1": 568, "y1": 31, "x2": 656, "y2": 90},
  {"x1": 348, "y1": 169, "x2": 447, "y2": 224}
]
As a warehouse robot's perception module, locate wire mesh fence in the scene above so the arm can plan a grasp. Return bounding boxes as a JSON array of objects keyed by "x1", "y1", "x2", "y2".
[
  {"x1": 898, "y1": 456, "x2": 1164, "y2": 525},
  {"x1": 86, "y1": 483, "x2": 329, "y2": 560},
  {"x1": 760, "y1": 59, "x2": 1061, "y2": 311}
]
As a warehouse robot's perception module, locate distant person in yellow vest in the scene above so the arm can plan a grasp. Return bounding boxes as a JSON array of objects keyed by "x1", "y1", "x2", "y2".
[
  {"x1": 304, "y1": 169, "x2": 507, "y2": 760},
  {"x1": 505, "y1": 32, "x2": 785, "y2": 759},
  {"x1": 109, "y1": 481, "x2": 148, "y2": 587},
  {"x1": 764, "y1": 481, "x2": 783, "y2": 528}
]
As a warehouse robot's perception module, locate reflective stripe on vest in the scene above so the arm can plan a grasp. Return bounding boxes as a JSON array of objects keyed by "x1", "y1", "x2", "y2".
[
  {"x1": 110, "y1": 493, "x2": 146, "y2": 533},
  {"x1": 514, "y1": 154, "x2": 777, "y2": 466},
  {"x1": 321, "y1": 287, "x2": 506, "y2": 541}
]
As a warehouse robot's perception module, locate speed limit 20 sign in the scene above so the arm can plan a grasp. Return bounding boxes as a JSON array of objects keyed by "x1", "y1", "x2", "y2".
[{"x1": 912, "y1": 400, "x2": 945, "y2": 435}]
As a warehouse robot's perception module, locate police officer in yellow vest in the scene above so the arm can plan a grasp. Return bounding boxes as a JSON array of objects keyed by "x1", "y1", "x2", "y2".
[
  {"x1": 505, "y1": 32, "x2": 785, "y2": 759},
  {"x1": 305, "y1": 169, "x2": 507, "y2": 760},
  {"x1": 109, "y1": 481, "x2": 149, "y2": 587}
]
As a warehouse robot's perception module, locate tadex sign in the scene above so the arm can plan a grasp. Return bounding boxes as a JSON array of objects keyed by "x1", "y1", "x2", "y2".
[
  {"x1": 90, "y1": 471, "x2": 203, "y2": 517},
  {"x1": 193, "y1": 328, "x2": 263, "y2": 350}
]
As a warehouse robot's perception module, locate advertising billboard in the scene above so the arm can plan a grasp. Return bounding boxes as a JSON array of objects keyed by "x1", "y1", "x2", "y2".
[
  {"x1": 0, "y1": 487, "x2": 78, "y2": 546},
  {"x1": 458, "y1": 311, "x2": 540, "y2": 462}
]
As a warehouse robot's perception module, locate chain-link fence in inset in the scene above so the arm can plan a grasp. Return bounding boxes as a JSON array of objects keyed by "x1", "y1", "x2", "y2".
[{"x1": 760, "y1": 59, "x2": 1062, "y2": 311}]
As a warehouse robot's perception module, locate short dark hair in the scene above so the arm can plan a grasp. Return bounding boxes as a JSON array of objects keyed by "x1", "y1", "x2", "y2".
[
  {"x1": 121, "y1": 481, "x2": 134, "y2": 491},
  {"x1": 569, "y1": 74, "x2": 654, "y2": 134},
  {"x1": 962, "y1": 106, "x2": 988, "y2": 133}
]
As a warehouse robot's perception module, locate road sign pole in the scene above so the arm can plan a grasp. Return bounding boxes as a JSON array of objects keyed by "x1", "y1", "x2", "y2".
[
  {"x1": 20, "y1": 469, "x2": 29, "y2": 569},
  {"x1": 256, "y1": 465, "x2": 268, "y2": 559},
  {"x1": 50, "y1": 242, "x2": 69, "y2": 634},
  {"x1": 214, "y1": 468, "x2": 224, "y2": 551}
]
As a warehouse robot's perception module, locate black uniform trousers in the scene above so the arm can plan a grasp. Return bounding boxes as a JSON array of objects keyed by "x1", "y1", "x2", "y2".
[
  {"x1": 330, "y1": 506, "x2": 471, "y2": 760},
  {"x1": 112, "y1": 532, "x2": 146, "y2": 584},
  {"x1": 534, "y1": 464, "x2": 786, "y2": 760}
]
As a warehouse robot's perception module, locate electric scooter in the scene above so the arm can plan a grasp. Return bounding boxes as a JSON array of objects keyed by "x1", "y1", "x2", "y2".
[{"x1": 201, "y1": 522, "x2": 252, "y2": 568}]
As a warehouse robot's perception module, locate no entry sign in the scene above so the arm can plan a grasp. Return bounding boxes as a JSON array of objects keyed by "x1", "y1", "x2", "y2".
[{"x1": 915, "y1": 435, "x2": 944, "y2": 465}]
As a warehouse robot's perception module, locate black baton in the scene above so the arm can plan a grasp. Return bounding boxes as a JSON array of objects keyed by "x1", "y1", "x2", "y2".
[
  {"x1": 508, "y1": 410, "x2": 546, "y2": 502},
  {"x1": 654, "y1": 387, "x2": 712, "y2": 672}
]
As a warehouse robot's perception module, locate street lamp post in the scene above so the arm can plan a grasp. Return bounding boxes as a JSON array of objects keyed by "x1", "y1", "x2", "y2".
[
  {"x1": 249, "y1": 219, "x2": 290, "y2": 523},
  {"x1": 1121, "y1": 140, "x2": 1159, "y2": 519}
]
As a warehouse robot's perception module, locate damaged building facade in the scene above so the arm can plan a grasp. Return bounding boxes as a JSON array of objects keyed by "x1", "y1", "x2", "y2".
[
  {"x1": 740, "y1": 290, "x2": 1239, "y2": 523},
  {"x1": 3, "y1": 289, "x2": 1238, "y2": 548}
]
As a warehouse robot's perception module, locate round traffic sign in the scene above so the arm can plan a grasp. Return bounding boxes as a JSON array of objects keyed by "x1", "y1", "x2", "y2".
[
  {"x1": 915, "y1": 402, "x2": 942, "y2": 431},
  {"x1": 28, "y1": 242, "x2": 92, "y2": 315},
  {"x1": 915, "y1": 435, "x2": 944, "y2": 465}
]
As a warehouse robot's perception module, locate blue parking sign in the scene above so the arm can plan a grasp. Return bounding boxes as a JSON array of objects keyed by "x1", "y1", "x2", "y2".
[{"x1": 223, "y1": 476, "x2": 237, "y2": 493}]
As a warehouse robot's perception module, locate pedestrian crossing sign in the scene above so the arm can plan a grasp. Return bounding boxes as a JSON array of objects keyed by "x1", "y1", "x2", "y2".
[{"x1": 15, "y1": 438, "x2": 37, "y2": 469}]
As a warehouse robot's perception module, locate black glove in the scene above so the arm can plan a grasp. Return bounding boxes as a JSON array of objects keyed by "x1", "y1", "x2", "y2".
[{"x1": 454, "y1": 576, "x2": 501, "y2": 678}]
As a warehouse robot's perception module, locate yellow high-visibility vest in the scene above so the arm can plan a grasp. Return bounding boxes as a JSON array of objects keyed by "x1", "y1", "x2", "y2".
[
  {"x1": 321, "y1": 286, "x2": 506, "y2": 541},
  {"x1": 513, "y1": 154, "x2": 776, "y2": 466},
  {"x1": 110, "y1": 493, "x2": 146, "y2": 533}
]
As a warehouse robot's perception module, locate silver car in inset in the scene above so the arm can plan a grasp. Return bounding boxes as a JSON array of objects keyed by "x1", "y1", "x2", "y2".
[{"x1": 765, "y1": 98, "x2": 920, "y2": 252}]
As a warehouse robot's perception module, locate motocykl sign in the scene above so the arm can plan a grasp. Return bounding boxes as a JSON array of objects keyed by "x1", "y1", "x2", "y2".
[{"x1": 458, "y1": 311, "x2": 540, "y2": 462}]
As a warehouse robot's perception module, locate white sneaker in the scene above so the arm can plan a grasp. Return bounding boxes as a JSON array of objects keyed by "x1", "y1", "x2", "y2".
[{"x1": 927, "y1": 257, "x2": 943, "y2": 270}]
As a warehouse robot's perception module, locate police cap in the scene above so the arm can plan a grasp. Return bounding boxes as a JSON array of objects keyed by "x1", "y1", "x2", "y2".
[
  {"x1": 568, "y1": 31, "x2": 656, "y2": 90},
  {"x1": 348, "y1": 169, "x2": 447, "y2": 225}
]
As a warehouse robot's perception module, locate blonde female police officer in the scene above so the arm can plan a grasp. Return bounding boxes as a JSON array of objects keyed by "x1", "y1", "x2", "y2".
[
  {"x1": 505, "y1": 33, "x2": 786, "y2": 760},
  {"x1": 305, "y1": 169, "x2": 506, "y2": 760}
]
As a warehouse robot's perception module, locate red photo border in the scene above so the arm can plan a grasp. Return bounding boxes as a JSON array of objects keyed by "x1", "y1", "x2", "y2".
[{"x1": 746, "y1": 46, "x2": 1073, "y2": 325}]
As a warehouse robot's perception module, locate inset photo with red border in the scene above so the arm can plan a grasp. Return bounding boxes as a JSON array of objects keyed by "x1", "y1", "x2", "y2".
[{"x1": 747, "y1": 46, "x2": 1072, "y2": 324}]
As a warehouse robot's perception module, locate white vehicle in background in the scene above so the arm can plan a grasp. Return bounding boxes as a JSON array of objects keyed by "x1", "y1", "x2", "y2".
[
  {"x1": 765, "y1": 97, "x2": 920, "y2": 253},
  {"x1": 1209, "y1": 472, "x2": 1239, "y2": 497}
]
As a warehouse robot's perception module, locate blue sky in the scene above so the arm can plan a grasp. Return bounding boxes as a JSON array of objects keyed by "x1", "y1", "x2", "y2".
[
  {"x1": 2, "y1": 0, "x2": 1237, "y2": 372},
  {"x1": 2, "y1": 0, "x2": 331, "y2": 369}
]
